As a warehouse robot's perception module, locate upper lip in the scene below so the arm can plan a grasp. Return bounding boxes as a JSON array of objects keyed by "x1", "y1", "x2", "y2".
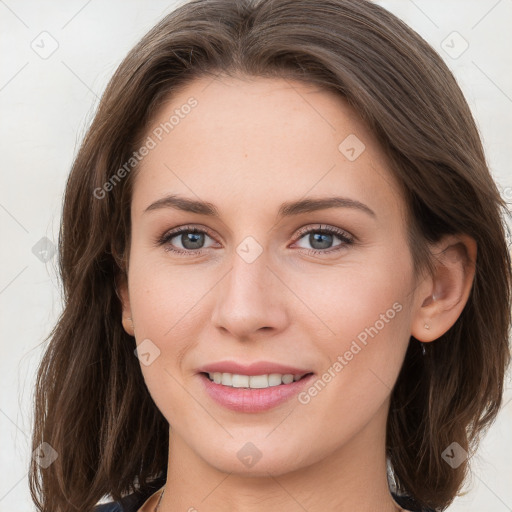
[{"x1": 197, "y1": 361, "x2": 314, "y2": 376}]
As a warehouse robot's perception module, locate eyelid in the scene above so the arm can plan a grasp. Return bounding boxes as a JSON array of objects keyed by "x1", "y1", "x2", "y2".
[
  {"x1": 158, "y1": 223, "x2": 354, "y2": 244},
  {"x1": 157, "y1": 222, "x2": 355, "y2": 255},
  {"x1": 157, "y1": 224, "x2": 218, "y2": 244},
  {"x1": 293, "y1": 223, "x2": 355, "y2": 243}
]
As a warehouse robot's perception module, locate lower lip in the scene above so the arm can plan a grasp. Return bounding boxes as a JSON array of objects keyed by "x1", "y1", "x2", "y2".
[{"x1": 199, "y1": 373, "x2": 314, "y2": 413}]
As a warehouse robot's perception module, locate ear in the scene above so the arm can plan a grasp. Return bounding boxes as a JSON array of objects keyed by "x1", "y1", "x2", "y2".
[
  {"x1": 115, "y1": 273, "x2": 135, "y2": 336},
  {"x1": 411, "y1": 234, "x2": 477, "y2": 342}
]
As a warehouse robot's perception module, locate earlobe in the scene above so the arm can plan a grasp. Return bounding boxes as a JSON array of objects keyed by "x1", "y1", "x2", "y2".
[
  {"x1": 115, "y1": 273, "x2": 135, "y2": 336},
  {"x1": 412, "y1": 234, "x2": 477, "y2": 342},
  {"x1": 122, "y1": 316, "x2": 135, "y2": 336}
]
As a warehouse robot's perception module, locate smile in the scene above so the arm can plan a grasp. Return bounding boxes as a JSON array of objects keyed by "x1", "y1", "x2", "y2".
[
  {"x1": 199, "y1": 372, "x2": 315, "y2": 413},
  {"x1": 204, "y1": 372, "x2": 309, "y2": 388}
]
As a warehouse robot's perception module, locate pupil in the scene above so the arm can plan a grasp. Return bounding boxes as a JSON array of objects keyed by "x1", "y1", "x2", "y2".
[{"x1": 310, "y1": 232, "x2": 332, "y2": 250}]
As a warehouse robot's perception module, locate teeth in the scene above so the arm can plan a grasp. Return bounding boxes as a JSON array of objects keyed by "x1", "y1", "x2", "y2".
[
  {"x1": 232, "y1": 374, "x2": 249, "y2": 388},
  {"x1": 282, "y1": 374, "x2": 294, "y2": 384},
  {"x1": 207, "y1": 372, "x2": 307, "y2": 388},
  {"x1": 249, "y1": 374, "x2": 269, "y2": 388},
  {"x1": 268, "y1": 373, "x2": 282, "y2": 386},
  {"x1": 221, "y1": 373, "x2": 232, "y2": 386}
]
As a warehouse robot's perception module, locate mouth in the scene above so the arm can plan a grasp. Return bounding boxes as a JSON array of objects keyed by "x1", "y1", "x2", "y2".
[
  {"x1": 198, "y1": 371, "x2": 315, "y2": 413},
  {"x1": 200, "y1": 371, "x2": 314, "y2": 389}
]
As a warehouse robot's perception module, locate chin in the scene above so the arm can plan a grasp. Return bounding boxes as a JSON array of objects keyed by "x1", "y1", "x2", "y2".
[{"x1": 196, "y1": 437, "x2": 313, "y2": 477}]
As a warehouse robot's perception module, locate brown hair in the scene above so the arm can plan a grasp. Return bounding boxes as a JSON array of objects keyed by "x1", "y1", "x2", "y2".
[{"x1": 29, "y1": 0, "x2": 511, "y2": 510}]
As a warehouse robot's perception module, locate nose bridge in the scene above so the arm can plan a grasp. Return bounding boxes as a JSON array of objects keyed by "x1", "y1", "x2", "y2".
[{"x1": 211, "y1": 238, "x2": 288, "y2": 337}]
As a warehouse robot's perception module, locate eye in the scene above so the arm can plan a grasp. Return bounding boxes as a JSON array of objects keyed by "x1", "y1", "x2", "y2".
[
  {"x1": 292, "y1": 224, "x2": 354, "y2": 255},
  {"x1": 156, "y1": 223, "x2": 354, "y2": 257},
  {"x1": 157, "y1": 225, "x2": 218, "y2": 255}
]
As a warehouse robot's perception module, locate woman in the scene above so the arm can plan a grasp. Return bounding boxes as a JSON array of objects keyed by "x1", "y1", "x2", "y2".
[{"x1": 29, "y1": 0, "x2": 511, "y2": 511}]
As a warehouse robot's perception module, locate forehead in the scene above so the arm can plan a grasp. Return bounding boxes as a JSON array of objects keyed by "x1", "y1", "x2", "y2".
[{"x1": 130, "y1": 75, "x2": 405, "y2": 225}]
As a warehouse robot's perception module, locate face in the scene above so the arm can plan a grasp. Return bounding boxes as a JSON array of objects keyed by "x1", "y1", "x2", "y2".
[{"x1": 120, "y1": 75, "x2": 421, "y2": 476}]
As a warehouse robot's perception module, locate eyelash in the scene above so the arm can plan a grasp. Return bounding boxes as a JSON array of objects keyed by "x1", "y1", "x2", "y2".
[{"x1": 156, "y1": 224, "x2": 355, "y2": 257}]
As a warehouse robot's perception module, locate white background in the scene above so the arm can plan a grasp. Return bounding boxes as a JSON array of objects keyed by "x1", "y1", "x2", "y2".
[{"x1": 0, "y1": 0, "x2": 511, "y2": 510}]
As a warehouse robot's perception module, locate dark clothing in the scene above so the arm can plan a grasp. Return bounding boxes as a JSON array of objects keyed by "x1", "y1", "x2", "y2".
[
  {"x1": 93, "y1": 476, "x2": 164, "y2": 512},
  {"x1": 93, "y1": 475, "x2": 436, "y2": 512}
]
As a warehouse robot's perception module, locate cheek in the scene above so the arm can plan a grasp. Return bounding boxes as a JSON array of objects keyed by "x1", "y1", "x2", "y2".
[
  {"x1": 294, "y1": 243, "x2": 413, "y2": 347},
  {"x1": 127, "y1": 258, "x2": 205, "y2": 423},
  {"x1": 291, "y1": 243, "x2": 414, "y2": 409},
  {"x1": 128, "y1": 253, "x2": 212, "y2": 338}
]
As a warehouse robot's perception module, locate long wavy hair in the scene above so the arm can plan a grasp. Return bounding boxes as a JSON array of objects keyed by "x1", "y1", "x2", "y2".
[{"x1": 29, "y1": 0, "x2": 511, "y2": 510}]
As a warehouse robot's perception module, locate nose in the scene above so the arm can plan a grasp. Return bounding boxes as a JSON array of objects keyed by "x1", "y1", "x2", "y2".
[{"x1": 210, "y1": 246, "x2": 289, "y2": 341}]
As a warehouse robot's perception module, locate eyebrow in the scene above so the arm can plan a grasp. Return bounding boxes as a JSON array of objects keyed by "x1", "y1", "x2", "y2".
[{"x1": 143, "y1": 194, "x2": 376, "y2": 218}]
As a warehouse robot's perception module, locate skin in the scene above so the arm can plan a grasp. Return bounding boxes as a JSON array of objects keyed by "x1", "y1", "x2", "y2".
[{"x1": 118, "y1": 75, "x2": 476, "y2": 512}]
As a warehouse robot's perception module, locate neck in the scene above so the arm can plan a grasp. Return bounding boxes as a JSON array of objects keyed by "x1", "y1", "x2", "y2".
[{"x1": 159, "y1": 400, "x2": 401, "y2": 512}]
